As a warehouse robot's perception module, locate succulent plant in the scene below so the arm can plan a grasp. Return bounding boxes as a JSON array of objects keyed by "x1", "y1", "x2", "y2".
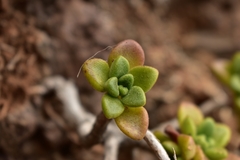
[
  {"x1": 82, "y1": 39, "x2": 159, "y2": 140},
  {"x1": 212, "y1": 52, "x2": 240, "y2": 111},
  {"x1": 155, "y1": 102, "x2": 231, "y2": 160}
]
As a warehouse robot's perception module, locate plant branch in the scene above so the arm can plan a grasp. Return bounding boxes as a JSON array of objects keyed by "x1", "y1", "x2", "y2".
[
  {"x1": 41, "y1": 76, "x2": 170, "y2": 159},
  {"x1": 103, "y1": 122, "x2": 126, "y2": 160},
  {"x1": 144, "y1": 130, "x2": 171, "y2": 160},
  {"x1": 41, "y1": 76, "x2": 124, "y2": 159},
  {"x1": 81, "y1": 111, "x2": 111, "y2": 148}
]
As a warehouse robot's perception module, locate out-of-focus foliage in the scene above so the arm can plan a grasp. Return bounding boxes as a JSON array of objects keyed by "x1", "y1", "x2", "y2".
[
  {"x1": 154, "y1": 102, "x2": 231, "y2": 160},
  {"x1": 212, "y1": 52, "x2": 240, "y2": 111}
]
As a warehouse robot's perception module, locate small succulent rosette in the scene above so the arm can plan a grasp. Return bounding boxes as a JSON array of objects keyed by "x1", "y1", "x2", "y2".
[
  {"x1": 155, "y1": 102, "x2": 231, "y2": 160},
  {"x1": 212, "y1": 52, "x2": 240, "y2": 111},
  {"x1": 82, "y1": 40, "x2": 159, "y2": 140}
]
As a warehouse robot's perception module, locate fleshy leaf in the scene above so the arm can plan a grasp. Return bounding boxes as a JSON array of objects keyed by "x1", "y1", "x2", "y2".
[
  {"x1": 83, "y1": 58, "x2": 109, "y2": 92},
  {"x1": 193, "y1": 135, "x2": 209, "y2": 151},
  {"x1": 118, "y1": 85, "x2": 129, "y2": 96},
  {"x1": 178, "y1": 134, "x2": 196, "y2": 160},
  {"x1": 235, "y1": 97, "x2": 240, "y2": 110},
  {"x1": 104, "y1": 77, "x2": 119, "y2": 97},
  {"x1": 212, "y1": 124, "x2": 231, "y2": 147},
  {"x1": 197, "y1": 118, "x2": 215, "y2": 138},
  {"x1": 230, "y1": 74, "x2": 240, "y2": 93},
  {"x1": 102, "y1": 94, "x2": 125, "y2": 119},
  {"x1": 115, "y1": 107, "x2": 148, "y2": 140},
  {"x1": 208, "y1": 138, "x2": 217, "y2": 148},
  {"x1": 162, "y1": 141, "x2": 181, "y2": 156},
  {"x1": 108, "y1": 39, "x2": 145, "y2": 69},
  {"x1": 178, "y1": 102, "x2": 203, "y2": 126},
  {"x1": 193, "y1": 145, "x2": 207, "y2": 160},
  {"x1": 211, "y1": 60, "x2": 231, "y2": 86},
  {"x1": 129, "y1": 66, "x2": 159, "y2": 92},
  {"x1": 180, "y1": 116, "x2": 197, "y2": 136},
  {"x1": 118, "y1": 74, "x2": 134, "y2": 89},
  {"x1": 230, "y1": 52, "x2": 240, "y2": 74},
  {"x1": 121, "y1": 86, "x2": 146, "y2": 107},
  {"x1": 154, "y1": 131, "x2": 170, "y2": 142},
  {"x1": 205, "y1": 148, "x2": 228, "y2": 160},
  {"x1": 109, "y1": 56, "x2": 129, "y2": 78}
]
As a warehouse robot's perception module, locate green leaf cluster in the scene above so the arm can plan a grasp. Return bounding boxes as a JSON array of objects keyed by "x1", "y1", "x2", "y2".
[
  {"x1": 212, "y1": 52, "x2": 240, "y2": 111},
  {"x1": 82, "y1": 40, "x2": 159, "y2": 140},
  {"x1": 155, "y1": 102, "x2": 231, "y2": 160}
]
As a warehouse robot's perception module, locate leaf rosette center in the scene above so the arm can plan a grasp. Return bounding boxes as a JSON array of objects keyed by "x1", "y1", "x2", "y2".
[{"x1": 82, "y1": 39, "x2": 159, "y2": 140}]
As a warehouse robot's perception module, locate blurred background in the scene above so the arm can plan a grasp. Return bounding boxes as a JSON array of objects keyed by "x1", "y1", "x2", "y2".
[{"x1": 0, "y1": 0, "x2": 240, "y2": 159}]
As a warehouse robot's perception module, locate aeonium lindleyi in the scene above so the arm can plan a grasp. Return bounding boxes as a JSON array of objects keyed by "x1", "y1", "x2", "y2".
[{"x1": 82, "y1": 39, "x2": 159, "y2": 140}]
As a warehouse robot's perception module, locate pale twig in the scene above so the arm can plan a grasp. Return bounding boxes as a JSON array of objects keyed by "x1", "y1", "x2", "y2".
[
  {"x1": 144, "y1": 130, "x2": 171, "y2": 160},
  {"x1": 43, "y1": 76, "x2": 112, "y2": 146},
  {"x1": 173, "y1": 148, "x2": 177, "y2": 160},
  {"x1": 104, "y1": 136, "x2": 121, "y2": 160},
  {"x1": 43, "y1": 76, "x2": 95, "y2": 136},
  {"x1": 104, "y1": 124, "x2": 124, "y2": 160},
  {"x1": 42, "y1": 76, "x2": 125, "y2": 160}
]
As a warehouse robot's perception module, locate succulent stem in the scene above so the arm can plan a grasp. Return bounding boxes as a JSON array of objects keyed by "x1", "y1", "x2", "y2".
[
  {"x1": 81, "y1": 111, "x2": 111, "y2": 148},
  {"x1": 144, "y1": 130, "x2": 171, "y2": 160}
]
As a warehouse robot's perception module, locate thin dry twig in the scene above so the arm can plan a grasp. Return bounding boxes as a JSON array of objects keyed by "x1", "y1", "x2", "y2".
[
  {"x1": 76, "y1": 45, "x2": 116, "y2": 77},
  {"x1": 104, "y1": 130, "x2": 124, "y2": 160},
  {"x1": 144, "y1": 130, "x2": 171, "y2": 160}
]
